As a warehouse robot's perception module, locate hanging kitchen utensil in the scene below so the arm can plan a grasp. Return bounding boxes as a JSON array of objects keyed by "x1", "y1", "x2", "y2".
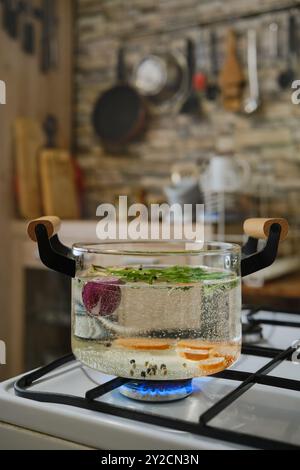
[
  {"x1": 180, "y1": 38, "x2": 199, "y2": 115},
  {"x1": 244, "y1": 29, "x2": 260, "y2": 114},
  {"x1": 40, "y1": 0, "x2": 58, "y2": 73},
  {"x1": 265, "y1": 22, "x2": 281, "y2": 94},
  {"x1": 268, "y1": 22, "x2": 280, "y2": 61},
  {"x1": 22, "y1": 0, "x2": 35, "y2": 55},
  {"x1": 48, "y1": 0, "x2": 59, "y2": 69},
  {"x1": 2, "y1": 0, "x2": 19, "y2": 39},
  {"x1": 219, "y1": 29, "x2": 244, "y2": 112},
  {"x1": 40, "y1": 0, "x2": 51, "y2": 72},
  {"x1": 133, "y1": 54, "x2": 168, "y2": 97},
  {"x1": 2, "y1": 0, "x2": 9, "y2": 31},
  {"x1": 205, "y1": 31, "x2": 220, "y2": 101},
  {"x1": 43, "y1": 114, "x2": 58, "y2": 148},
  {"x1": 278, "y1": 15, "x2": 297, "y2": 89},
  {"x1": 192, "y1": 30, "x2": 208, "y2": 96},
  {"x1": 92, "y1": 47, "x2": 147, "y2": 147}
]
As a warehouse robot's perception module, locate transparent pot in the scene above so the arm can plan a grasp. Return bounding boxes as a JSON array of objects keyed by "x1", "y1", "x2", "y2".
[
  {"x1": 27, "y1": 216, "x2": 288, "y2": 381},
  {"x1": 71, "y1": 241, "x2": 241, "y2": 379}
]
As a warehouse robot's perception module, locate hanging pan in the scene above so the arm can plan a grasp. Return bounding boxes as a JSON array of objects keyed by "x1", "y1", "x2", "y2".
[{"x1": 92, "y1": 47, "x2": 147, "y2": 147}]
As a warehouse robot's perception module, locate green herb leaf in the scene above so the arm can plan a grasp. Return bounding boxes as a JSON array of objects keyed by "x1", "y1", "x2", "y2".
[{"x1": 91, "y1": 265, "x2": 235, "y2": 285}]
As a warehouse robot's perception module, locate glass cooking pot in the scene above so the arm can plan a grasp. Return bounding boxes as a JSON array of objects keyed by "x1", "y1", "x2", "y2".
[{"x1": 27, "y1": 217, "x2": 288, "y2": 381}]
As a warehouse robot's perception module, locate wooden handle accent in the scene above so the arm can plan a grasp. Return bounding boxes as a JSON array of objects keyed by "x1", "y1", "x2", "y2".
[
  {"x1": 27, "y1": 216, "x2": 61, "y2": 242},
  {"x1": 243, "y1": 218, "x2": 289, "y2": 242}
]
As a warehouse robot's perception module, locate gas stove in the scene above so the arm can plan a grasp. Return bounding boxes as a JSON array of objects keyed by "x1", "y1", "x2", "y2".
[{"x1": 0, "y1": 308, "x2": 300, "y2": 450}]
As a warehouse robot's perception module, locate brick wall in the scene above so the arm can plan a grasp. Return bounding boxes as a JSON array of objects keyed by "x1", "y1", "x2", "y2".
[{"x1": 75, "y1": 0, "x2": 300, "y2": 219}]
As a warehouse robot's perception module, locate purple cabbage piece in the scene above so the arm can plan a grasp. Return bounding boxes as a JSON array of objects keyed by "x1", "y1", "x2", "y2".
[{"x1": 82, "y1": 277, "x2": 123, "y2": 317}]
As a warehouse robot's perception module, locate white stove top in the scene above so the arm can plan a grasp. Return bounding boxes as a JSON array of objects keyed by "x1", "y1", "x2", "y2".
[{"x1": 1, "y1": 309, "x2": 300, "y2": 450}]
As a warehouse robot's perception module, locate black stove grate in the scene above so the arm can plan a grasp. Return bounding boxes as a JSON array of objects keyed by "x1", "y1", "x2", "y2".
[
  {"x1": 15, "y1": 308, "x2": 300, "y2": 451},
  {"x1": 247, "y1": 306, "x2": 300, "y2": 329}
]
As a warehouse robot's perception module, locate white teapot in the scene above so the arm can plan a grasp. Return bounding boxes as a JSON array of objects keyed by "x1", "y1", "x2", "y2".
[{"x1": 200, "y1": 154, "x2": 251, "y2": 193}]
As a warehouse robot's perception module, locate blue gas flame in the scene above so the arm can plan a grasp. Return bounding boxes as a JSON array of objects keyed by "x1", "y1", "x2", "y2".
[{"x1": 120, "y1": 379, "x2": 193, "y2": 400}]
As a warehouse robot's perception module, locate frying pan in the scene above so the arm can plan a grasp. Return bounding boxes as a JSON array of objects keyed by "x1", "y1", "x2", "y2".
[{"x1": 92, "y1": 48, "x2": 147, "y2": 146}]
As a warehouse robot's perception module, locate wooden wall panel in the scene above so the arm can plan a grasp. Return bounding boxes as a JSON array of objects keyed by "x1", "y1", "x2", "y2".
[{"x1": 0, "y1": 0, "x2": 73, "y2": 379}]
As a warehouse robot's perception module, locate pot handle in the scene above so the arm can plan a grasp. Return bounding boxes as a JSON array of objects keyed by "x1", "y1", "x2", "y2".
[
  {"x1": 241, "y1": 218, "x2": 289, "y2": 277},
  {"x1": 27, "y1": 216, "x2": 76, "y2": 278},
  {"x1": 28, "y1": 216, "x2": 61, "y2": 242}
]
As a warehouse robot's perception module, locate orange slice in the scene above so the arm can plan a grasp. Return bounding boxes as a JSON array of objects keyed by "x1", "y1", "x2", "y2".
[
  {"x1": 179, "y1": 349, "x2": 210, "y2": 361},
  {"x1": 199, "y1": 357, "x2": 226, "y2": 374},
  {"x1": 211, "y1": 351, "x2": 236, "y2": 366},
  {"x1": 224, "y1": 355, "x2": 236, "y2": 367},
  {"x1": 115, "y1": 337, "x2": 173, "y2": 351},
  {"x1": 211, "y1": 348, "x2": 226, "y2": 357},
  {"x1": 177, "y1": 340, "x2": 214, "y2": 350}
]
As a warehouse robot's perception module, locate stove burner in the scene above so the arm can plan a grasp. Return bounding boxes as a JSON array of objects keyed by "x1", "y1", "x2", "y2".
[
  {"x1": 119, "y1": 379, "x2": 193, "y2": 402},
  {"x1": 242, "y1": 322, "x2": 263, "y2": 344},
  {"x1": 13, "y1": 335, "x2": 300, "y2": 450}
]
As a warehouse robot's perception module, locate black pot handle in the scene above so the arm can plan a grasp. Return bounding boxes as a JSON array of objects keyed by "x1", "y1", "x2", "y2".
[
  {"x1": 27, "y1": 217, "x2": 76, "y2": 278},
  {"x1": 28, "y1": 216, "x2": 288, "y2": 280},
  {"x1": 241, "y1": 218, "x2": 289, "y2": 277}
]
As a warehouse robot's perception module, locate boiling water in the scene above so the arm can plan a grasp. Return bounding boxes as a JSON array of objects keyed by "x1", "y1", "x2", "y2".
[{"x1": 72, "y1": 266, "x2": 241, "y2": 379}]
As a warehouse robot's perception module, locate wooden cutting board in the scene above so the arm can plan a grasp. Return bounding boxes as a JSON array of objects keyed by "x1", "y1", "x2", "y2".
[
  {"x1": 14, "y1": 118, "x2": 44, "y2": 218},
  {"x1": 40, "y1": 149, "x2": 79, "y2": 219}
]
